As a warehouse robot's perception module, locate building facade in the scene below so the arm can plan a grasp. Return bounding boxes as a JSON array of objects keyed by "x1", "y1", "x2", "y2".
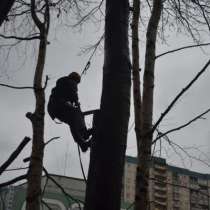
[
  {"x1": 123, "y1": 156, "x2": 210, "y2": 210},
  {"x1": 0, "y1": 174, "x2": 131, "y2": 210},
  {"x1": 0, "y1": 175, "x2": 86, "y2": 210},
  {"x1": 1, "y1": 156, "x2": 210, "y2": 210}
]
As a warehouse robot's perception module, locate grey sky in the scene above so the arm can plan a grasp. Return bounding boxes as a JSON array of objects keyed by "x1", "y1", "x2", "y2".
[{"x1": 1, "y1": 16, "x2": 210, "y2": 184}]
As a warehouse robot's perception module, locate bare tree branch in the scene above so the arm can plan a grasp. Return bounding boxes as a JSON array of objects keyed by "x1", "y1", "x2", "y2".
[
  {"x1": 164, "y1": 135, "x2": 210, "y2": 168},
  {"x1": 151, "y1": 58, "x2": 210, "y2": 134},
  {"x1": 43, "y1": 75, "x2": 49, "y2": 89},
  {"x1": 152, "y1": 108, "x2": 210, "y2": 144},
  {"x1": 0, "y1": 83, "x2": 34, "y2": 90},
  {"x1": 0, "y1": 33, "x2": 40, "y2": 41},
  {"x1": 44, "y1": 137, "x2": 60, "y2": 146},
  {"x1": 0, "y1": 137, "x2": 31, "y2": 175},
  {"x1": 72, "y1": 0, "x2": 104, "y2": 27},
  {"x1": 31, "y1": 0, "x2": 43, "y2": 31},
  {"x1": 156, "y1": 42, "x2": 210, "y2": 59},
  {"x1": 81, "y1": 33, "x2": 104, "y2": 76},
  {"x1": 43, "y1": 167, "x2": 83, "y2": 207},
  {"x1": 41, "y1": 200, "x2": 53, "y2": 210},
  {"x1": 4, "y1": 167, "x2": 29, "y2": 172},
  {"x1": 0, "y1": 174, "x2": 27, "y2": 188}
]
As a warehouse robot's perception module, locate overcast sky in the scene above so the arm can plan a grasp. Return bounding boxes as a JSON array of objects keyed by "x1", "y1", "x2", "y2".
[{"x1": 1, "y1": 11, "x2": 210, "y2": 184}]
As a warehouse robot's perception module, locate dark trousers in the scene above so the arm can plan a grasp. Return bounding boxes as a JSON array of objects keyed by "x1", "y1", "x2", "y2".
[{"x1": 48, "y1": 100, "x2": 91, "y2": 144}]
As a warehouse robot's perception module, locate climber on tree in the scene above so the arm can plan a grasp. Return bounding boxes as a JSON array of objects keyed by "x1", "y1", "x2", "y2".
[{"x1": 47, "y1": 72, "x2": 93, "y2": 152}]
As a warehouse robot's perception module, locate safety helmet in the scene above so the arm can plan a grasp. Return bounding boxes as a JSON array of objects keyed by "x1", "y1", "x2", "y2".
[{"x1": 68, "y1": 72, "x2": 81, "y2": 83}]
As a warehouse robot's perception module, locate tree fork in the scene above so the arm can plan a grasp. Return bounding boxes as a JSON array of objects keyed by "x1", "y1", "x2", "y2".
[{"x1": 136, "y1": 0, "x2": 162, "y2": 209}]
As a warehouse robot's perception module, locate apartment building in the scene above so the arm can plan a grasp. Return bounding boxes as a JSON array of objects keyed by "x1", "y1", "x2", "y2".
[
  {"x1": 123, "y1": 156, "x2": 210, "y2": 210},
  {"x1": 0, "y1": 174, "x2": 131, "y2": 210},
  {"x1": 1, "y1": 156, "x2": 210, "y2": 210}
]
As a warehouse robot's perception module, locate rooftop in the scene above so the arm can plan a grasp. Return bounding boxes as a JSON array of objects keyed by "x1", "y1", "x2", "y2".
[{"x1": 125, "y1": 156, "x2": 210, "y2": 180}]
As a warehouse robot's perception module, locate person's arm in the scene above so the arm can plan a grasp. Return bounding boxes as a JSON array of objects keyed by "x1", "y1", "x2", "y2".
[{"x1": 69, "y1": 80, "x2": 79, "y2": 105}]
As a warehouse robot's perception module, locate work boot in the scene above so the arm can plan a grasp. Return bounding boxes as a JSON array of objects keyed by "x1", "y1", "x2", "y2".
[{"x1": 79, "y1": 140, "x2": 91, "y2": 152}]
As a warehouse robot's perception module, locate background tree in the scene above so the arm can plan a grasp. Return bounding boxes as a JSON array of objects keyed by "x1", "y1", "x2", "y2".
[
  {"x1": 131, "y1": 0, "x2": 210, "y2": 209},
  {"x1": 0, "y1": 0, "x2": 105, "y2": 209},
  {"x1": 25, "y1": 0, "x2": 49, "y2": 209},
  {"x1": 84, "y1": 0, "x2": 131, "y2": 209}
]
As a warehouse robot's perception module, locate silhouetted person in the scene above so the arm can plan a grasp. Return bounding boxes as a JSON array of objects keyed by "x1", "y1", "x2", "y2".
[{"x1": 47, "y1": 72, "x2": 92, "y2": 152}]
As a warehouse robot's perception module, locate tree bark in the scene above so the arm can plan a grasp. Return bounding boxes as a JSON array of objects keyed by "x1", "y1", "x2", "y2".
[
  {"x1": 132, "y1": 0, "x2": 141, "y2": 155},
  {"x1": 84, "y1": 0, "x2": 131, "y2": 210},
  {"x1": 26, "y1": 37, "x2": 47, "y2": 210},
  {"x1": 0, "y1": 0, "x2": 15, "y2": 26},
  {"x1": 25, "y1": 1, "x2": 49, "y2": 208},
  {"x1": 135, "y1": 0, "x2": 162, "y2": 210}
]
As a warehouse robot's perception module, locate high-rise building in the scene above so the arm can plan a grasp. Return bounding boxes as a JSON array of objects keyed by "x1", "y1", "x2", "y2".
[
  {"x1": 123, "y1": 156, "x2": 210, "y2": 210},
  {"x1": 1, "y1": 156, "x2": 210, "y2": 210},
  {"x1": 0, "y1": 174, "x2": 130, "y2": 210}
]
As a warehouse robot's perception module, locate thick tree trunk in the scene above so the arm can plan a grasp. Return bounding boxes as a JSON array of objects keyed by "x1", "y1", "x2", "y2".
[
  {"x1": 0, "y1": 0, "x2": 15, "y2": 26},
  {"x1": 84, "y1": 0, "x2": 131, "y2": 210},
  {"x1": 26, "y1": 37, "x2": 47, "y2": 210},
  {"x1": 135, "y1": 0, "x2": 162, "y2": 209}
]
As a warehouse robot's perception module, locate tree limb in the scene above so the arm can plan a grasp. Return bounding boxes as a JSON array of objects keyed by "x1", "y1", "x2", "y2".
[
  {"x1": 152, "y1": 108, "x2": 210, "y2": 144},
  {"x1": 156, "y1": 43, "x2": 210, "y2": 59},
  {"x1": 44, "y1": 137, "x2": 60, "y2": 146},
  {"x1": 0, "y1": 83, "x2": 34, "y2": 90},
  {"x1": 31, "y1": 0, "x2": 43, "y2": 31},
  {"x1": 0, "y1": 33, "x2": 41, "y2": 41},
  {"x1": 151, "y1": 58, "x2": 210, "y2": 134},
  {"x1": 43, "y1": 167, "x2": 84, "y2": 206},
  {"x1": 41, "y1": 200, "x2": 53, "y2": 210},
  {"x1": 0, "y1": 137, "x2": 31, "y2": 175},
  {"x1": 0, "y1": 174, "x2": 27, "y2": 188}
]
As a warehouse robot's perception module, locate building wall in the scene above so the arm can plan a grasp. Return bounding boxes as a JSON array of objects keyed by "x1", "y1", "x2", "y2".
[
  {"x1": 1, "y1": 174, "x2": 131, "y2": 210},
  {"x1": 2, "y1": 156, "x2": 210, "y2": 210},
  {"x1": 122, "y1": 156, "x2": 210, "y2": 210}
]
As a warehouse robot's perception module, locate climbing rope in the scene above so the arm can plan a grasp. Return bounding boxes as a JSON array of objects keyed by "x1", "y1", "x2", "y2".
[
  {"x1": 80, "y1": 33, "x2": 104, "y2": 77},
  {"x1": 77, "y1": 144, "x2": 87, "y2": 184}
]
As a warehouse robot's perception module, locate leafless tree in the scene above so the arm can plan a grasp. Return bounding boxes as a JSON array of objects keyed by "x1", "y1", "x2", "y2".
[
  {"x1": 84, "y1": 0, "x2": 131, "y2": 210},
  {"x1": 131, "y1": 0, "x2": 210, "y2": 209}
]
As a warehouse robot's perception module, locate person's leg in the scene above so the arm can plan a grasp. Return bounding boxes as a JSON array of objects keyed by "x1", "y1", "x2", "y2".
[
  {"x1": 54, "y1": 103, "x2": 91, "y2": 152},
  {"x1": 69, "y1": 124, "x2": 90, "y2": 152},
  {"x1": 75, "y1": 109, "x2": 93, "y2": 140},
  {"x1": 67, "y1": 108, "x2": 91, "y2": 152}
]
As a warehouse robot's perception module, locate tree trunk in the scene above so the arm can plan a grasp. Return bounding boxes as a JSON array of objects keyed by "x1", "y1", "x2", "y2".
[
  {"x1": 84, "y1": 0, "x2": 131, "y2": 210},
  {"x1": 25, "y1": 1, "x2": 49, "y2": 209},
  {"x1": 0, "y1": 0, "x2": 15, "y2": 26},
  {"x1": 135, "y1": 0, "x2": 162, "y2": 209},
  {"x1": 26, "y1": 36, "x2": 47, "y2": 210},
  {"x1": 132, "y1": 0, "x2": 141, "y2": 154}
]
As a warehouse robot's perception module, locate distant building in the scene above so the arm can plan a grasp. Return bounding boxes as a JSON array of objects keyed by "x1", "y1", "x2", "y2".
[
  {"x1": 0, "y1": 175, "x2": 86, "y2": 210},
  {"x1": 123, "y1": 156, "x2": 210, "y2": 210},
  {"x1": 2, "y1": 156, "x2": 210, "y2": 210},
  {"x1": 0, "y1": 174, "x2": 130, "y2": 210}
]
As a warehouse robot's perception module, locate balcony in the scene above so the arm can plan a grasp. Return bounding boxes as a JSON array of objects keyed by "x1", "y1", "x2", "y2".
[
  {"x1": 173, "y1": 201, "x2": 180, "y2": 208},
  {"x1": 154, "y1": 192, "x2": 167, "y2": 199},
  {"x1": 154, "y1": 182, "x2": 167, "y2": 191},
  {"x1": 154, "y1": 200, "x2": 167, "y2": 207},
  {"x1": 154, "y1": 170, "x2": 167, "y2": 177},
  {"x1": 154, "y1": 164, "x2": 167, "y2": 171}
]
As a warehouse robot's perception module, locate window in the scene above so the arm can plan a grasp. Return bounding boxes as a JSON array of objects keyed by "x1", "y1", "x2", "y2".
[
  {"x1": 190, "y1": 176, "x2": 198, "y2": 185},
  {"x1": 172, "y1": 173, "x2": 179, "y2": 183}
]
